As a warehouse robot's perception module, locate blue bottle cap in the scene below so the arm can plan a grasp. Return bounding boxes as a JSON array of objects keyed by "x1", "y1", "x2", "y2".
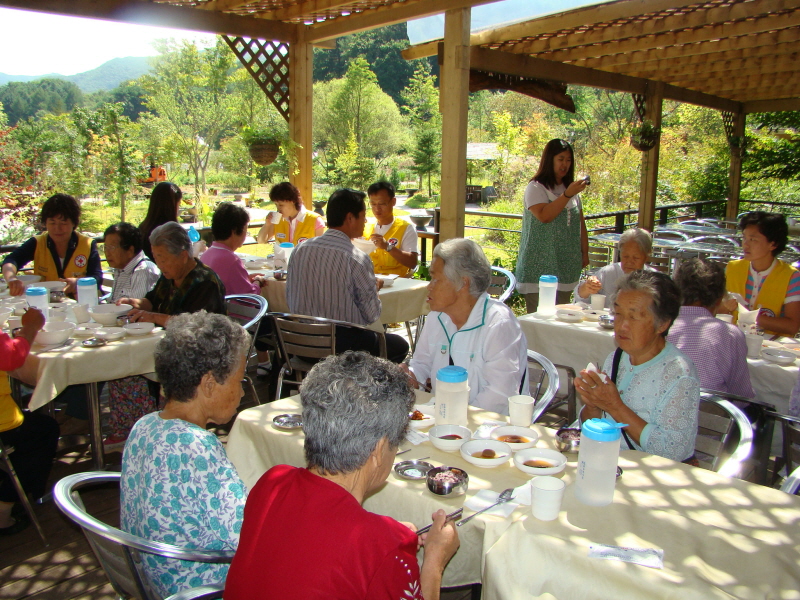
[
  {"x1": 581, "y1": 418, "x2": 628, "y2": 442},
  {"x1": 279, "y1": 242, "x2": 294, "y2": 249},
  {"x1": 539, "y1": 275, "x2": 558, "y2": 284},
  {"x1": 25, "y1": 287, "x2": 47, "y2": 296},
  {"x1": 78, "y1": 277, "x2": 96, "y2": 286},
  {"x1": 188, "y1": 226, "x2": 200, "y2": 242},
  {"x1": 436, "y1": 365, "x2": 468, "y2": 383}
]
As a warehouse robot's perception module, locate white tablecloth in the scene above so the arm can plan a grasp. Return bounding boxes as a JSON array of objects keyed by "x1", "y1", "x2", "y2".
[
  {"x1": 483, "y1": 451, "x2": 800, "y2": 600},
  {"x1": 225, "y1": 394, "x2": 552, "y2": 587}
]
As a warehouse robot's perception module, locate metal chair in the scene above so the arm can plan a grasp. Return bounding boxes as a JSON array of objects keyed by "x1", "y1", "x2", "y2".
[
  {"x1": 528, "y1": 360, "x2": 576, "y2": 426},
  {"x1": 587, "y1": 244, "x2": 612, "y2": 269},
  {"x1": 525, "y1": 350, "x2": 560, "y2": 424},
  {"x1": 696, "y1": 218, "x2": 722, "y2": 227},
  {"x1": 488, "y1": 266, "x2": 516, "y2": 303},
  {"x1": 695, "y1": 396, "x2": 754, "y2": 477},
  {"x1": 680, "y1": 219, "x2": 720, "y2": 227},
  {"x1": 0, "y1": 436, "x2": 47, "y2": 545},
  {"x1": 225, "y1": 294, "x2": 269, "y2": 406},
  {"x1": 164, "y1": 584, "x2": 224, "y2": 600},
  {"x1": 54, "y1": 472, "x2": 234, "y2": 600},
  {"x1": 780, "y1": 465, "x2": 800, "y2": 495},
  {"x1": 647, "y1": 254, "x2": 671, "y2": 274},
  {"x1": 688, "y1": 235, "x2": 740, "y2": 247},
  {"x1": 766, "y1": 411, "x2": 800, "y2": 488},
  {"x1": 653, "y1": 230, "x2": 690, "y2": 242},
  {"x1": 272, "y1": 313, "x2": 386, "y2": 398}
]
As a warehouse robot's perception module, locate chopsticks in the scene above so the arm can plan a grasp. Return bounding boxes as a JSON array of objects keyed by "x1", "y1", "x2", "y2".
[{"x1": 415, "y1": 507, "x2": 463, "y2": 536}]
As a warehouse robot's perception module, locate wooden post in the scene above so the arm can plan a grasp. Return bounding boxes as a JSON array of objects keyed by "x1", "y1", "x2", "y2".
[
  {"x1": 637, "y1": 82, "x2": 663, "y2": 232},
  {"x1": 438, "y1": 8, "x2": 470, "y2": 241},
  {"x1": 289, "y1": 28, "x2": 313, "y2": 209},
  {"x1": 726, "y1": 110, "x2": 746, "y2": 222}
]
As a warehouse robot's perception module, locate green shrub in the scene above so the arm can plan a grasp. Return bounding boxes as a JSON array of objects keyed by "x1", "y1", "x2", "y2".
[{"x1": 406, "y1": 193, "x2": 438, "y2": 209}]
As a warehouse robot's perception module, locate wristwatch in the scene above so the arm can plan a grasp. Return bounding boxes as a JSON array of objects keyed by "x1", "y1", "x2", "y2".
[{"x1": 386, "y1": 240, "x2": 397, "y2": 252}]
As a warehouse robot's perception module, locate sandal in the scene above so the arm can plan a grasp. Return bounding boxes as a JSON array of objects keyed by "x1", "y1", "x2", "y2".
[{"x1": 256, "y1": 363, "x2": 272, "y2": 378}]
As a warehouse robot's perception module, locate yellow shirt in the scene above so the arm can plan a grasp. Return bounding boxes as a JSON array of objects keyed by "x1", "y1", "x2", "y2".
[
  {"x1": 0, "y1": 375, "x2": 23, "y2": 433},
  {"x1": 364, "y1": 219, "x2": 412, "y2": 277},
  {"x1": 33, "y1": 232, "x2": 93, "y2": 281},
  {"x1": 726, "y1": 258, "x2": 797, "y2": 334},
  {"x1": 274, "y1": 210, "x2": 322, "y2": 245}
]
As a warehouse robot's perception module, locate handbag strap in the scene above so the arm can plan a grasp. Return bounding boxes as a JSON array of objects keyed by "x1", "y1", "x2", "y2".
[{"x1": 609, "y1": 348, "x2": 634, "y2": 450}]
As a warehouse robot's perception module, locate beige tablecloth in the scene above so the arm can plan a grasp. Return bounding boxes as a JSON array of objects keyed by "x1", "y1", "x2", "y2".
[
  {"x1": 483, "y1": 451, "x2": 800, "y2": 600},
  {"x1": 28, "y1": 330, "x2": 164, "y2": 410},
  {"x1": 225, "y1": 394, "x2": 554, "y2": 587}
]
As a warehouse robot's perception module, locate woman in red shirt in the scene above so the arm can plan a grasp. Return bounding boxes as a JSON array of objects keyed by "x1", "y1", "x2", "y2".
[{"x1": 225, "y1": 352, "x2": 459, "y2": 600}]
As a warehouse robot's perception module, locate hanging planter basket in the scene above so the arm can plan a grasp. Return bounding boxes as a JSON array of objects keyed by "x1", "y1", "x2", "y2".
[
  {"x1": 248, "y1": 141, "x2": 280, "y2": 166},
  {"x1": 630, "y1": 133, "x2": 660, "y2": 152}
]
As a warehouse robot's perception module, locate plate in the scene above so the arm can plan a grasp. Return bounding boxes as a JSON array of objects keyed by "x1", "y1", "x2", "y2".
[
  {"x1": 513, "y1": 448, "x2": 567, "y2": 476},
  {"x1": 490, "y1": 426, "x2": 539, "y2": 451},
  {"x1": 582, "y1": 309, "x2": 608, "y2": 322},
  {"x1": 556, "y1": 309, "x2": 583, "y2": 323},
  {"x1": 393, "y1": 460, "x2": 434, "y2": 480},
  {"x1": 376, "y1": 274, "x2": 398, "y2": 287},
  {"x1": 761, "y1": 348, "x2": 796, "y2": 365},
  {"x1": 73, "y1": 323, "x2": 103, "y2": 337},
  {"x1": 272, "y1": 413, "x2": 303, "y2": 430},
  {"x1": 82, "y1": 338, "x2": 108, "y2": 348},
  {"x1": 409, "y1": 405, "x2": 435, "y2": 429}
]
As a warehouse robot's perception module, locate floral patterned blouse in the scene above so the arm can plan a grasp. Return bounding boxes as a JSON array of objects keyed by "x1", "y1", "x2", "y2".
[
  {"x1": 120, "y1": 413, "x2": 247, "y2": 598},
  {"x1": 144, "y1": 259, "x2": 226, "y2": 316},
  {"x1": 602, "y1": 342, "x2": 700, "y2": 461}
]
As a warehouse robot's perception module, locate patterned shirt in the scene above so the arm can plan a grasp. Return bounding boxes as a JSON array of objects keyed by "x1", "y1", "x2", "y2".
[
  {"x1": 667, "y1": 306, "x2": 754, "y2": 398},
  {"x1": 744, "y1": 258, "x2": 800, "y2": 309},
  {"x1": 109, "y1": 250, "x2": 161, "y2": 302},
  {"x1": 286, "y1": 228, "x2": 380, "y2": 325},
  {"x1": 144, "y1": 259, "x2": 226, "y2": 316},
  {"x1": 120, "y1": 413, "x2": 248, "y2": 598}
]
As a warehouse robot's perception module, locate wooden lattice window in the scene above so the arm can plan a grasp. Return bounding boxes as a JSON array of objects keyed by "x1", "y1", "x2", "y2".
[{"x1": 223, "y1": 36, "x2": 290, "y2": 122}]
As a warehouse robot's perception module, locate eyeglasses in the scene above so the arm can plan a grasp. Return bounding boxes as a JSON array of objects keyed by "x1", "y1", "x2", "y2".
[{"x1": 104, "y1": 245, "x2": 119, "y2": 252}]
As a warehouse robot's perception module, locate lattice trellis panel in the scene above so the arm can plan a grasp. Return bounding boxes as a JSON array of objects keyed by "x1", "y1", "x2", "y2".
[
  {"x1": 223, "y1": 35, "x2": 290, "y2": 122},
  {"x1": 632, "y1": 93, "x2": 647, "y2": 122},
  {"x1": 722, "y1": 111, "x2": 736, "y2": 141}
]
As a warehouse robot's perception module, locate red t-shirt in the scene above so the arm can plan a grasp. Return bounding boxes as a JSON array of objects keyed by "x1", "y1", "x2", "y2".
[
  {"x1": 224, "y1": 465, "x2": 423, "y2": 600},
  {"x1": 0, "y1": 333, "x2": 30, "y2": 372}
]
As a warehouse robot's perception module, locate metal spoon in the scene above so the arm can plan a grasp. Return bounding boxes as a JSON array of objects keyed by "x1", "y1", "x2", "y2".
[{"x1": 456, "y1": 488, "x2": 515, "y2": 526}]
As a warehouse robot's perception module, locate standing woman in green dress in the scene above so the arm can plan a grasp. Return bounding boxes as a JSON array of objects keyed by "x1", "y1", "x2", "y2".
[{"x1": 515, "y1": 139, "x2": 590, "y2": 313}]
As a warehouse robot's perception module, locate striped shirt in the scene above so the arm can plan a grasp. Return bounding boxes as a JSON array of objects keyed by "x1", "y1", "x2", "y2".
[
  {"x1": 667, "y1": 306, "x2": 754, "y2": 398},
  {"x1": 286, "y1": 228, "x2": 380, "y2": 325},
  {"x1": 744, "y1": 259, "x2": 800, "y2": 310},
  {"x1": 109, "y1": 251, "x2": 161, "y2": 302}
]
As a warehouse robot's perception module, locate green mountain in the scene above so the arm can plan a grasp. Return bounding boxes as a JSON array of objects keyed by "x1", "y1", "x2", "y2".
[{"x1": 0, "y1": 56, "x2": 151, "y2": 93}]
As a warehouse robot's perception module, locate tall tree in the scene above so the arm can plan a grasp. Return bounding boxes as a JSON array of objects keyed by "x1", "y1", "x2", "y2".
[
  {"x1": 411, "y1": 130, "x2": 440, "y2": 196},
  {"x1": 0, "y1": 79, "x2": 84, "y2": 125},
  {"x1": 745, "y1": 111, "x2": 800, "y2": 181},
  {"x1": 401, "y1": 63, "x2": 441, "y2": 133}
]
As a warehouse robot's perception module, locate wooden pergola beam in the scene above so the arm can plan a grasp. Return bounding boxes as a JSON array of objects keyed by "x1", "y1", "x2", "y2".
[
  {"x1": 653, "y1": 62, "x2": 798, "y2": 85},
  {"x1": 665, "y1": 75, "x2": 798, "y2": 94},
  {"x1": 617, "y1": 51, "x2": 800, "y2": 80},
  {"x1": 500, "y1": 0, "x2": 800, "y2": 57},
  {"x1": 736, "y1": 89, "x2": 800, "y2": 102},
  {"x1": 744, "y1": 98, "x2": 800, "y2": 113},
  {"x1": 468, "y1": 47, "x2": 741, "y2": 113},
  {"x1": 0, "y1": 0, "x2": 298, "y2": 42}
]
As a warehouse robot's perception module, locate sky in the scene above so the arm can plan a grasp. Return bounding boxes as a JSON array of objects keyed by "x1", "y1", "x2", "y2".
[{"x1": 0, "y1": 7, "x2": 216, "y2": 76}]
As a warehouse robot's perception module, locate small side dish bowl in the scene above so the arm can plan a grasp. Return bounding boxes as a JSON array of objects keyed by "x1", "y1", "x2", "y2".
[
  {"x1": 272, "y1": 413, "x2": 303, "y2": 431},
  {"x1": 89, "y1": 304, "x2": 133, "y2": 326},
  {"x1": 598, "y1": 314, "x2": 615, "y2": 330},
  {"x1": 556, "y1": 309, "x2": 583, "y2": 323},
  {"x1": 73, "y1": 323, "x2": 103, "y2": 337},
  {"x1": 554, "y1": 427, "x2": 581, "y2": 453},
  {"x1": 428, "y1": 425, "x2": 472, "y2": 452},
  {"x1": 376, "y1": 274, "x2": 398, "y2": 287},
  {"x1": 426, "y1": 466, "x2": 469, "y2": 497},
  {"x1": 582, "y1": 309, "x2": 607, "y2": 322},
  {"x1": 460, "y1": 439, "x2": 513, "y2": 468},
  {"x1": 490, "y1": 426, "x2": 539, "y2": 451},
  {"x1": 394, "y1": 459, "x2": 434, "y2": 481},
  {"x1": 35, "y1": 322, "x2": 75, "y2": 345},
  {"x1": 761, "y1": 347, "x2": 797, "y2": 365},
  {"x1": 408, "y1": 405, "x2": 435, "y2": 430},
  {"x1": 352, "y1": 237, "x2": 375, "y2": 254},
  {"x1": 514, "y1": 447, "x2": 567, "y2": 476},
  {"x1": 15, "y1": 275, "x2": 42, "y2": 285},
  {"x1": 124, "y1": 322, "x2": 155, "y2": 336},
  {"x1": 95, "y1": 327, "x2": 127, "y2": 341}
]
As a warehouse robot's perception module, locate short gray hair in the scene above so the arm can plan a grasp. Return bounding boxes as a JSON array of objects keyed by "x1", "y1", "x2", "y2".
[
  {"x1": 612, "y1": 270, "x2": 680, "y2": 337},
  {"x1": 673, "y1": 257, "x2": 726, "y2": 308},
  {"x1": 432, "y1": 238, "x2": 492, "y2": 297},
  {"x1": 618, "y1": 228, "x2": 652, "y2": 256},
  {"x1": 300, "y1": 351, "x2": 415, "y2": 475},
  {"x1": 150, "y1": 221, "x2": 191, "y2": 256},
  {"x1": 155, "y1": 311, "x2": 250, "y2": 403}
]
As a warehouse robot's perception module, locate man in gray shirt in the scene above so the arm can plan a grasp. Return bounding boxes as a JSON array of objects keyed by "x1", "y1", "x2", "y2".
[{"x1": 286, "y1": 188, "x2": 409, "y2": 363}]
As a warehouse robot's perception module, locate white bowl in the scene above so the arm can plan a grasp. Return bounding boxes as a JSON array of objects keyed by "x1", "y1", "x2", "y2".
[
  {"x1": 582, "y1": 309, "x2": 608, "y2": 322},
  {"x1": 556, "y1": 309, "x2": 583, "y2": 323},
  {"x1": 124, "y1": 322, "x2": 155, "y2": 336},
  {"x1": 352, "y1": 238, "x2": 375, "y2": 254},
  {"x1": 460, "y1": 439, "x2": 513, "y2": 468},
  {"x1": 95, "y1": 327, "x2": 127, "y2": 341},
  {"x1": 376, "y1": 274, "x2": 398, "y2": 287},
  {"x1": 35, "y1": 322, "x2": 75, "y2": 345},
  {"x1": 409, "y1": 404, "x2": 435, "y2": 430},
  {"x1": 15, "y1": 275, "x2": 42, "y2": 284},
  {"x1": 39, "y1": 281, "x2": 67, "y2": 292},
  {"x1": 513, "y1": 447, "x2": 567, "y2": 476},
  {"x1": 428, "y1": 425, "x2": 472, "y2": 452},
  {"x1": 490, "y1": 426, "x2": 539, "y2": 451},
  {"x1": 73, "y1": 323, "x2": 103, "y2": 337},
  {"x1": 761, "y1": 347, "x2": 796, "y2": 366},
  {"x1": 0, "y1": 308, "x2": 11, "y2": 327},
  {"x1": 89, "y1": 304, "x2": 133, "y2": 325}
]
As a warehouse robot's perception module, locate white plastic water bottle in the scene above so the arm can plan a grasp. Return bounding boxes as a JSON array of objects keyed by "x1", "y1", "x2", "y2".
[
  {"x1": 76, "y1": 277, "x2": 99, "y2": 307},
  {"x1": 434, "y1": 366, "x2": 469, "y2": 426},
  {"x1": 574, "y1": 418, "x2": 626, "y2": 506},
  {"x1": 538, "y1": 274, "x2": 558, "y2": 315},
  {"x1": 25, "y1": 287, "x2": 49, "y2": 314}
]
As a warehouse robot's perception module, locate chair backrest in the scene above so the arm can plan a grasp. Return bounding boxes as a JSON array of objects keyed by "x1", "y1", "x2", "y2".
[
  {"x1": 488, "y1": 266, "x2": 516, "y2": 303},
  {"x1": 647, "y1": 254, "x2": 671, "y2": 274},
  {"x1": 164, "y1": 584, "x2": 225, "y2": 600},
  {"x1": 587, "y1": 244, "x2": 612, "y2": 269},
  {"x1": 54, "y1": 472, "x2": 234, "y2": 600},
  {"x1": 688, "y1": 235, "x2": 740, "y2": 247},
  {"x1": 525, "y1": 350, "x2": 560, "y2": 424},
  {"x1": 695, "y1": 397, "x2": 754, "y2": 477},
  {"x1": 781, "y1": 465, "x2": 800, "y2": 495},
  {"x1": 225, "y1": 294, "x2": 269, "y2": 364},
  {"x1": 681, "y1": 219, "x2": 719, "y2": 227},
  {"x1": 653, "y1": 230, "x2": 690, "y2": 242},
  {"x1": 272, "y1": 313, "x2": 337, "y2": 364}
]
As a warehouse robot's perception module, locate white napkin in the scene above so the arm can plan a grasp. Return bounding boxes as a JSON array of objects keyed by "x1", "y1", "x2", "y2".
[
  {"x1": 464, "y1": 481, "x2": 533, "y2": 519},
  {"x1": 405, "y1": 429, "x2": 428, "y2": 445},
  {"x1": 473, "y1": 420, "x2": 505, "y2": 440}
]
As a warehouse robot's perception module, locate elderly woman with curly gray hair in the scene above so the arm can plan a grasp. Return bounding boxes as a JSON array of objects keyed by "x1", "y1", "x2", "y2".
[
  {"x1": 120, "y1": 311, "x2": 250, "y2": 599},
  {"x1": 226, "y1": 352, "x2": 459, "y2": 600},
  {"x1": 403, "y1": 238, "x2": 528, "y2": 415}
]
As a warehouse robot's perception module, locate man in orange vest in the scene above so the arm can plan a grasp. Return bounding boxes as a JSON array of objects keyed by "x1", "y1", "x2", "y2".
[{"x1": 365, "y1": 182, "x2": 418, "y2": 277}]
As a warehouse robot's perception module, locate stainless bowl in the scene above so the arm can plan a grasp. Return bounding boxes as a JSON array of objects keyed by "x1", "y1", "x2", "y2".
[
  {"x1": 598, "y1": 314, "x2": 615, "y2": 330},
  {"x1": 555, "y1": 427, "x2": 581, "y2": 453},
  {"x1": 426, "y1": 466, "x2": 469, "y2": 497}
]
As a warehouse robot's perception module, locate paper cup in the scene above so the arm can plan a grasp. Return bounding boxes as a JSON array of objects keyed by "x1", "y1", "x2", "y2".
[
  {"x1": 590, "y1": 294, "x2": 606, "y2": 310},
  {"x1": 508, "y1": 395, "x2": 536, "y2": 426},
  {"x1": 744, "y1": 333, "x2": 763, "y2": 358},
  {"x1": 72, "y1": 303, "x2": 91, "y2": 324},
  {"x1": 715, "y1": 314, "x2": 733, "y2": 323},
  {"x1": 270, "y1": 211, "x2": 282, "y2": 224},
  {"x1": 531, "y1": 476, "x2": 566, "y2": 521},
  {"x1": 7, "y1": 317, "x2": 21, "y2": 331},
  {"x1": 48, "y1": 307, "x2": 67, "y2": 322}
]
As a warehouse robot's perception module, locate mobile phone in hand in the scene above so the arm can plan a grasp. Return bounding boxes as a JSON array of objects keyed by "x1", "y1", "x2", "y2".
[{"x1": 583, "y1": 175, "x2": 591, "y2": 185}]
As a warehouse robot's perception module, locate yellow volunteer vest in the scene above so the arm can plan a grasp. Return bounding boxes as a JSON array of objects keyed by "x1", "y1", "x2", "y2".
[
  {"x1": 726, "y1": 258, "x2": 796, "y2": 331},
  {"x1": 274, "y1": 211, "x2": 321, "y2": 246},
  {"x1": 0, "y1": 375, "x2": 24, "y2": 433},
  {"x1": 33, "y1": 232, "x2": 92, "y2": 281},
  {"x1": 365, "y1": 218, "x2": 412, "y2": 277}
]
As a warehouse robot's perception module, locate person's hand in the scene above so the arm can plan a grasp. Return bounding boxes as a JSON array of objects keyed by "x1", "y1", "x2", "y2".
[
  {"x1": 421, "y1": 509, "x2": 459, "y2": 565},
  {"x1": 720, "y1": 295, "x2": 738, "y2": 313},
  {"x1": 376, "y1": 278, "x2": 384, "y2": 291},
  {"x1": 574, "y1": 368, "x2": 624, "y2": 413},
  {"x1": 62, "y1": 277, "x2": 77, "y2": 295},
  {"x1": 564, "y1": 178, "x2": 589, "y2": 199},
  {"x1": 370, "y1": 234, "x2": 388, "y2": 250},
  {"x1": 20, "y1": 307, "x2": 45, "y2": 333},
  {"x1": 399, "y1": 363, "x2": 420, "y2": 389},
  {"x1": 116, "y1": 297, "x2": 141, "y2": 309},
  {"x1": 399, "y1": 521, "x2": 423, "y2": 551},
  {"x1": 128, "y1": 309, "x2": 152, "y2": 323},
  {"x1": 585, "y1": 276, "x2": 602, "y2": 294},
  {"x1": 7, "y1": 278, "x2": 25, "y2": 296}
]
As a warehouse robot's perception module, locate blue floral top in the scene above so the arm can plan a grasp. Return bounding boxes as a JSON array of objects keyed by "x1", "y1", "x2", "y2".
[{"x1": 120, "y1": 413, "x2": 247, "y2": 598}]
